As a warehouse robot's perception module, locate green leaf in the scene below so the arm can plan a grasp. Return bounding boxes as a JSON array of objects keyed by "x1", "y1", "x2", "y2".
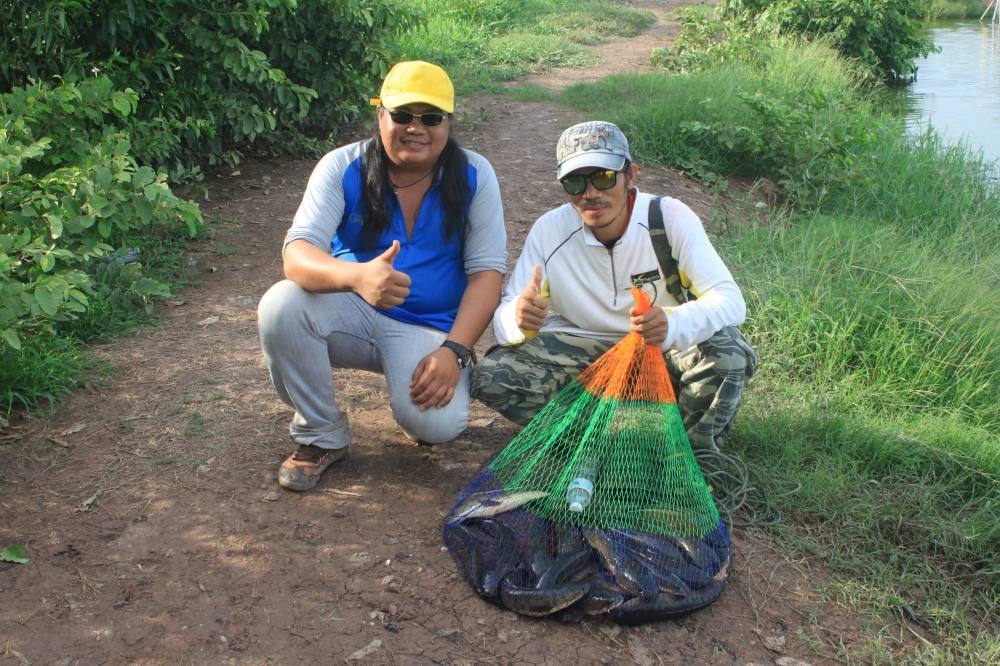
[
  {"x1": 131, "y1": 277, "x2": 170, "y2": 298},
  {"x1": 39, "y1": 252, "x2": 55, "y2": 273},
  {"x1": 47, "y1": 213, "x2": 64, "y2": 239},
  {"x1": 0, "y1": 545, "x2": 28, "y2": 564},
  {"x1": 132, "y1": 166, "x2": 156, "y2": 189},
  {"x1": 111, "y1": 93, "x2": 133, "y2": 117},
  {"x1": 34, "y1": 283, "x2": 62, "y2": 316},
  {"x1": 1, "y1": 329, "x2": 21, "y2": 351}
]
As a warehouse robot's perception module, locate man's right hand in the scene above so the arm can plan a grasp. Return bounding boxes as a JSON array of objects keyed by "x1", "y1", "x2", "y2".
[
  {"x1": 516, "y1": 265, "x2": 549, "y2": 334},
  {"x1": 355, "y1": 240, "x2": 412, "y2": 308}
]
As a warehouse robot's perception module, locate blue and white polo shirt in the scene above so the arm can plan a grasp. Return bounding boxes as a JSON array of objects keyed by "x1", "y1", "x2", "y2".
[{"x1": 284, "y1": 140, "x2": 507, "y2": 332}]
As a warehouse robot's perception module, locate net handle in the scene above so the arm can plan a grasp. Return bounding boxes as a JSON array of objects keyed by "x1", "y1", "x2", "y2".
[{"x1": 631, "y1": 286, "x2": 652, "y2": 315}]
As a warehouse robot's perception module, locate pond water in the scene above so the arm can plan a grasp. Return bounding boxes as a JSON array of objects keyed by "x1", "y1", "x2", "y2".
[{"x1": 903, "y1": 18, "x2": 1000, "y2": 171}]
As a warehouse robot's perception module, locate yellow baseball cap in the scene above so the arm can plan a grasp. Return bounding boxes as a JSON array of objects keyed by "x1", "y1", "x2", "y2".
[{"x1": 369, "y1": 61, "x2": 455, "y2": 113}]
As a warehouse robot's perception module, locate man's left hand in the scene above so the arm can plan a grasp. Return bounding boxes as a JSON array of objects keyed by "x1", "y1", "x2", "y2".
[
  {"x1": 410, "y1": 348, "x2": 461, "y2": 410},
  {"x1": 630, "y1": 306, "x2": 667, "y2": 346}
]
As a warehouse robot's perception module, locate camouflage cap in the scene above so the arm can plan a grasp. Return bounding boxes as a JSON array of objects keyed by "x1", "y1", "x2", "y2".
[{"x1": 555, "y1": 121, "x2": 631, "y2": 180}]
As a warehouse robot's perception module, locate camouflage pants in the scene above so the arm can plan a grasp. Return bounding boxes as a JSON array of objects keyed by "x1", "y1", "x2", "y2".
[{"x1": 470, "y1": 327, "x2": 758, "y2": 451}]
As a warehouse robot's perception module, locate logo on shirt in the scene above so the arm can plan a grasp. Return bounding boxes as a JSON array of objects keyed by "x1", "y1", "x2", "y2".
[
  {"x1": 630, "y1": 269, "x2": 660, "y2": 287},
  {"x1": 631, "y1": 269, "x2": 661, "y2": 303}
]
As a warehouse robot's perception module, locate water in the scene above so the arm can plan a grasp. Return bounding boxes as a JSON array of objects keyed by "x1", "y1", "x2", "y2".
[{"x1": 904, "y1": 19, "x2": 1000, "y2": 171}]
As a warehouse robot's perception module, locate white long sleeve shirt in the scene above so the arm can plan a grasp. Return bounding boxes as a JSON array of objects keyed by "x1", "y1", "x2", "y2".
[{"x1": 493, "y1": 190, "x2": 745, "y2": 351}]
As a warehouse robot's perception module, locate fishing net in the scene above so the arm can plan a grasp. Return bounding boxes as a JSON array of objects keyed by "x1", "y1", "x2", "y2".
[{"x1": 444, "y1": 287, "x2": 731, "y2": 624}]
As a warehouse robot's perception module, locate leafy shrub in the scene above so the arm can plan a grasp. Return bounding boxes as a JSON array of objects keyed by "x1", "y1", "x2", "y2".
[
  {"x1": 1, "y1": 0, "x2": 412, "y2": 172},
  {"x1": 0, "y1": 77, "x2": 202, "y2": 351},
  {"x1": 720, "y1": 0, "x2": 935, "y2": 80}
]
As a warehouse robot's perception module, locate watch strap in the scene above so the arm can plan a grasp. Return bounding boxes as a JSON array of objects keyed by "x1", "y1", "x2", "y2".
[{"x1": 441, "y1": 340, "x2": 476, "y2": 368}]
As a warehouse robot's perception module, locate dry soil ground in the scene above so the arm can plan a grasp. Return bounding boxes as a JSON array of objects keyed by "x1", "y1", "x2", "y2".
[{"x1": 2, "y1": 3, "x2": 880, "y2": 664}]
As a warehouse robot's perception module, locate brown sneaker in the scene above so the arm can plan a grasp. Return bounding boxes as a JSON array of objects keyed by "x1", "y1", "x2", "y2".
[{"x1": 278, "y1": 444, "x2": 347, "y2": 491}]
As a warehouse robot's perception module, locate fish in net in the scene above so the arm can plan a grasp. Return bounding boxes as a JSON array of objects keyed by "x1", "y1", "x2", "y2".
[{"x1": 443, "y1": 287, "x2": 731, "y2": 623}]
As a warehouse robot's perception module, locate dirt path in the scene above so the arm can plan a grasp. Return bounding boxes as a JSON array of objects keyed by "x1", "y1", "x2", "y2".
[{"x1": 1, "y1": 6, "x2": 872, "y2": 665}]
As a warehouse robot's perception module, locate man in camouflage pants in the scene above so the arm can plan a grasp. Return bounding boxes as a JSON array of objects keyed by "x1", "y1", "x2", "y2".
[{"x1": 471, "y1": 121, "x2": 757, "y2": 451}]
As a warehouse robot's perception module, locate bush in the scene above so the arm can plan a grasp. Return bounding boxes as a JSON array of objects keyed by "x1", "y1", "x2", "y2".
[
  {"x1": 1, "y1": 0, "x2": 412, "y2": 172},
  {"x1": 720, "y1": 0, "x2": 935, "y2": 81},
  {"x1": 0, "y1": 77, "x2": 202, "y2": 351}
]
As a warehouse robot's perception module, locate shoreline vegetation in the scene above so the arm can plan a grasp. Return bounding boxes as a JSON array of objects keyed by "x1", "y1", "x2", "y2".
[
  {"x1": 2, "y1": 0, "x2": 997, "y2": 663},
  {"x1": 920, "y1": 0, "x2": 992, "y2": 18}
]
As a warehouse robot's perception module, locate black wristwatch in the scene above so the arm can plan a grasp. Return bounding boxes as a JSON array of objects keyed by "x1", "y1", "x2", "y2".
[{"x1": 440, "y1": 340, "x2": 476, "y2": 368}]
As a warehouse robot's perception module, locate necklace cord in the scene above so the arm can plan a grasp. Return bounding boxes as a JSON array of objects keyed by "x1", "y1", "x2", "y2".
[{"x1": 390, "y1": 167, "x2": 435, "y2": 192}]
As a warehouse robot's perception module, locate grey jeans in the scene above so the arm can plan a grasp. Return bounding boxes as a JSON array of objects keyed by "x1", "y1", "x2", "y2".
[{"x1": 257, "y1": 280, "x2": 470, "y2": 450}]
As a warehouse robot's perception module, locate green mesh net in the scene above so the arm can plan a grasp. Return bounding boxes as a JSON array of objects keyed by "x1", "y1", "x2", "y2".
[{"x1": 444, "y1": 288, "x2": 731, "y2": 623}]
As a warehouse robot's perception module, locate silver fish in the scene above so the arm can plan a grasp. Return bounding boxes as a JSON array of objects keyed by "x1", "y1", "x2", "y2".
[{"x1": 447, "y1": 490, "x2": 548, "y2": 524}]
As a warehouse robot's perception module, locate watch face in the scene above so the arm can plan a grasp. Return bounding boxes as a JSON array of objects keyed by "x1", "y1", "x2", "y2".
[{"x1": 443, "y1": 340, "x2": 471, "y2": 367}]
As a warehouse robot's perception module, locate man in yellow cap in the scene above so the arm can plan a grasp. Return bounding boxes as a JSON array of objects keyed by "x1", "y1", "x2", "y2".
[{"x1": 258, "y1": 61, "x2": 507, "y2": 491}]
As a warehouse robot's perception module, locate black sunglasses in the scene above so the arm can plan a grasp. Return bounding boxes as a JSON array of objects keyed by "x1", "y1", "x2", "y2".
[
  {"x1": 560, "y1": 169, "x2": 619, "y2": 195},
  {"x1": 384, "y1": 107, "x2": 448, "y2": 127}
]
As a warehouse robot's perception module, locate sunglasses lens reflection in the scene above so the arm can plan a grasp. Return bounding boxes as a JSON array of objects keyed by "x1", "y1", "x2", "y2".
[
  {"x1": 560, "y1": 170, "x2": 618, "y2": 195},
  {"x1": 388, "y1": 110, "x2": 446, "y2": 126}
]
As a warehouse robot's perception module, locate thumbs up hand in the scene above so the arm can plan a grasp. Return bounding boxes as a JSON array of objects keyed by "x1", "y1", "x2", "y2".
[
  {"x1": 356, "y1": 240, "x2": 412, "y2": 308},
  {"x1": 516, "y1": 265, "x2": 549, "y2": 335}
]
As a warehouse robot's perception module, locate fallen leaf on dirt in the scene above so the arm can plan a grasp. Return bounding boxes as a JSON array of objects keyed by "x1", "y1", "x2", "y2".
[
  {"x1": 45, "y1": 436, "x2": 71, "y2": 449},
  {"x1": 776, "y1": 657, "x2": 815, "y2": 666},
  {"x1": 597, "y1": 624, "x2": 623, "y2": 645},
  {"x1": 381, "y1": 575, "x2": 396, "y2": 585},
  {"x1": 754, "y1": 628, "x2": 786, "y2": 653},
  {"x1": 344, "y1": 639, "x2": 382, "y2": 662},
  {"x1": 77, "y1": 493, "x2": 99, "y2": 512},
  {"x1": 348, "y1": 551, "x2": 372, "y2": 566},
  {"x1": 0, "y1": 544, "x2": 29, "y2": 564},
  {"x1": 60, "y1": 423, "x2": 87, "y2": 436},
  {"x1": 165, "y1": 299, "x2": 186, "y2": 307},
  {"x1": 9, "y1": 650, "x2": 30, "y2": 666},
  {"x1": 627, "y1": 635, "x2": 655, "y2": 666},
  {"x1": 764, "y1": 635, "x2": 786, "y2": 653},
  {"x1": 324, "y1": 488, "x2": 362, "y2": 497},
  {"x1": 468, "y1": 416, "x2": 495, "y2": 428},
  {"x1": 195, "y1": 316, "x2": 220, "y2": 327}
]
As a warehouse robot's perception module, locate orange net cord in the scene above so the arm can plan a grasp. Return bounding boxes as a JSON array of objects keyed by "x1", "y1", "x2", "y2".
[{"x1": 577, "y1": 287, "x2": 677, "y2": 404}]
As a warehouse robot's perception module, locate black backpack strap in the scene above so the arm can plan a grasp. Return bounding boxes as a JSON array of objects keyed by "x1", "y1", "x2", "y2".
[{"x1": 647, "y1": 196, "x2": 692, "y2": 304}]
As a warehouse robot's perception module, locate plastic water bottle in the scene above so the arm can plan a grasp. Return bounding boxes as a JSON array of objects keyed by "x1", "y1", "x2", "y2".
[{"x1": 566, "y1": 457, "x2": 599, "y2": 513}]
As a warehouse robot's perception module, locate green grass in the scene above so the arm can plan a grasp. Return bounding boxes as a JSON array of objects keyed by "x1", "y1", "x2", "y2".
[
  {"x1": 733, "y1": 215, "x2": 1000, "y2": 430},
  {"x1": 0, "y1": 334, "x2": 108, "y2": 414},
  {"x1": 2, "y1": 230, "x2": 200, "y2": 417},
  {"x1": 560, "y1": 35, "x2": 873, "y2": 193},
  {"x1": 395, "y1": 0, "x2": 653, "y2": 93}
]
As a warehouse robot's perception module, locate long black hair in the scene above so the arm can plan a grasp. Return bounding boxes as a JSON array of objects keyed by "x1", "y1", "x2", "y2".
[{"x1": 361, "y1": 123, "x2": 471, "y2": 247}]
